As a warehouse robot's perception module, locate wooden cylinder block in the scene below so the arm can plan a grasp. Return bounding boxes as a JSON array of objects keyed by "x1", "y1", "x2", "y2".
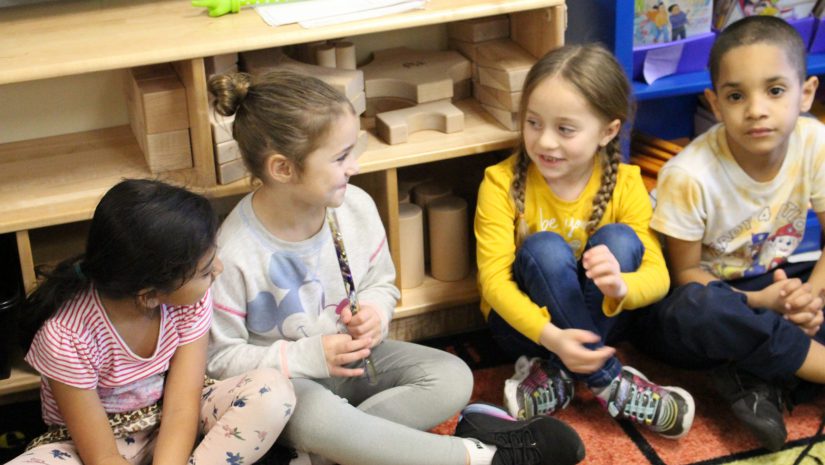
[
  {"x1": 316, "y1": 44, "x2": 337, "y2": 68},
  {"x1": 412, "y1": 181, "x2": 451, "y2": 209},
  {"x1": 413, "y1": 181, "x2": 452, "y2": 265},
  {"x1": 335, "y1": 41, "x2": 357, "y2": 70},
  {"x1": 428, "y1": 196, "x2": 469, "y2": 282},
  {"x1": 398, "y1": 202, "x2": 425, "y2": 289}
]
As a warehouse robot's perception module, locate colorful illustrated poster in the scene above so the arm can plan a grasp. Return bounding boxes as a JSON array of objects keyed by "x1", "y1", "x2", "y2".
[{"x1": 634, "y1": 0, "x2": 713, "y2": 47}]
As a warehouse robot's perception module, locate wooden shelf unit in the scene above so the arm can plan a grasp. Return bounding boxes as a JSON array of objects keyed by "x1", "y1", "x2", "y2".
[{"x1": 0, "y1": 0, "x2": 566, "y2": 398}]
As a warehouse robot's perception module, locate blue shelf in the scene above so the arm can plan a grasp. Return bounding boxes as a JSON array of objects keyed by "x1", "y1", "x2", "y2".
[{"x1": 632, "y1": 53, "x2": 825, "y2": 102}]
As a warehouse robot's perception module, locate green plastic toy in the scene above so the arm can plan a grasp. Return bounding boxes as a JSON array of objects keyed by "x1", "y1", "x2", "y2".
[{"x1": 192, "y1": 0, "x2": 308, "y2": 17}]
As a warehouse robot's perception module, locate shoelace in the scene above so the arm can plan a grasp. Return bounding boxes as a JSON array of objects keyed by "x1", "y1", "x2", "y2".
[
  {"x1": 523, "y1": 383, "x2": 560, "y2": 416},
  {"x1": 491, "y1": 430, "x2": 542, "y2": 465},
  {"x1": 609, "y1": 376, "x2": 664, "y2": 426}
]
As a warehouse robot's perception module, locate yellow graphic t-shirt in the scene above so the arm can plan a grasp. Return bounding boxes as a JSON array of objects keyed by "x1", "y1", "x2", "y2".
[{"x1": 651, "y1": 117, "x2": 825, "y2": 280}]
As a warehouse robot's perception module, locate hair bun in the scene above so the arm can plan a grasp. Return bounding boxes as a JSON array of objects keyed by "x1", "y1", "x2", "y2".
[{"x1": 207, "y1": 72, "x2": 252, "y2": 117}]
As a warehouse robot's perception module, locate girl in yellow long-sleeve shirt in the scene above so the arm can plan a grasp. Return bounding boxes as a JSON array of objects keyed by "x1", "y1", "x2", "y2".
[{"x1": 474, "y1": 44, "x2": 694, "y2": 439}]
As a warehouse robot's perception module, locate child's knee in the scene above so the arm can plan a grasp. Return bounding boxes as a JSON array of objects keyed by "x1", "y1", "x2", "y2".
[
  {"x1": 518, "y1": 231, "x2": 574, "y2": 270},
  {"x1": 590, "y1": 224, "x2": 642, "y2": 255},
  {"x1": 243, "y1": 368, "x2": 296, "y2": 419}
]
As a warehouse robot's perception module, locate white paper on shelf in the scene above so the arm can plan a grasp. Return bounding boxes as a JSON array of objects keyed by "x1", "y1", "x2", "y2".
[
  {"x1": 642, "y1": 43, "x2": 684, "y2": 84},
  {"x1": 256, "y1": 0, "x2": 426, "y2": 28},
  {"x1": 300, "y1": 1, "x2": 426, "y2": 28}
]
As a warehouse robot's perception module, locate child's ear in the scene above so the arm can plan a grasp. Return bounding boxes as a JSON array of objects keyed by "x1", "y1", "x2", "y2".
[
  {"x1": 137, "y1": 289, "x2": 160, "y2": 310},
  {"x1": 265, "y1": 153, "x2": 296, "y2": 183},
  {"x1": 800, "y1": 76, "x2": 819, "y2": 113},
  {"x1": 704, "y1": 88, "x2": 723, "y2": 122},
  {"x1": 599, "y1": 119, "x2": 622, "y2": 147}
]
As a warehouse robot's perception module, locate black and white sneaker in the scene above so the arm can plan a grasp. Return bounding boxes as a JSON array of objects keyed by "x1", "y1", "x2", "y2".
[{"x1": 455, "y1": 403, "x2": 585, "y2": 465}]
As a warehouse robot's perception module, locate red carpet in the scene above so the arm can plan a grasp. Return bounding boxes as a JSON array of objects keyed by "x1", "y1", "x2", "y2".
[{"x1": 427, "y1": 334, "x2": 825, "y2": 465}]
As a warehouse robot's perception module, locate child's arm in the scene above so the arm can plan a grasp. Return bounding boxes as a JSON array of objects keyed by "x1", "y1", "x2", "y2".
[
  {"x1": 666, "y1": 234, "x2": 818, "y2": 321},
  {"x1": 49, "y1": 379, "x2": 131, "y2": 465},
  {"x1": 153, "y1": 335, "x2": 208, "y2": 465}
]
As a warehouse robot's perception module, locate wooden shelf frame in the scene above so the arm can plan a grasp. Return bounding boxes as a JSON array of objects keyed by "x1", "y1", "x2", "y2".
[{"x1": 0, "y1": 0, "x2": 563, "y2": 86}]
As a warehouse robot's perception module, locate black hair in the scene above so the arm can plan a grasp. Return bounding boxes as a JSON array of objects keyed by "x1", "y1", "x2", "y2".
[
  {"x1": 668, "y1": 4, "x2": 678, "y2": 12},
  {"x1": 19, "y1": 179, "x2": 219, "y2": 349},
  {"x1": 709, "y1": 15, "x2": 807, "y2": 88}
]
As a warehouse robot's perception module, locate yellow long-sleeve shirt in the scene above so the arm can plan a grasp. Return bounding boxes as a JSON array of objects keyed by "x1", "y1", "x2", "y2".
[{"x1": 474, "y1": 155, "x2": 669, "y2": 343}]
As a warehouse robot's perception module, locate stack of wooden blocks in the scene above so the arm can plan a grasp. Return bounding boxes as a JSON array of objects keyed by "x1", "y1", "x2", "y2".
[
  {"x1": 124, "y1": 64, "x2": 192, "y2": 173},
  {"x1": 205, "y1": 53, "x2": 249, "y2": 185},
  {"x1": 449, "y1": 15, "x2": 535, "y2": 131},
  {"x1": 630, "y1": 132, "x2": 685, "y2": 192}
]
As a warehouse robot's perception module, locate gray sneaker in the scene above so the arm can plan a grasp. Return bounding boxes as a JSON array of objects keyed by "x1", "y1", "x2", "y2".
[{"x1": 710, "y1": 364, "x2": 787, "y2": 451}]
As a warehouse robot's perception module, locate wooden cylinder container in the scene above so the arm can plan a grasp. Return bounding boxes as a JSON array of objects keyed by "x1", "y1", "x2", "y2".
[
  {"x1": 428, "y1": 196, "x2": 469, "y2": 281},
  {"x1": 398, "y1": 202, "x2": 425, "y2": 289}
]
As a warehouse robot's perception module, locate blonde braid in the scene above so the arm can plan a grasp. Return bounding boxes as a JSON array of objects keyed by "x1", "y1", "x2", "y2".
[
  {"x1": 510, "y1": 148, "x2": 532, "y2": 247},
  {"x1": 585, "y1": 137, "x2": 621, "y2": 234}
]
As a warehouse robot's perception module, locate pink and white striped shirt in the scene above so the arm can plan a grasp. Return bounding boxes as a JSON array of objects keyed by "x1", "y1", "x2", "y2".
[{"x1": 25, "y1": 286, "x2": 212, "y2": 426}]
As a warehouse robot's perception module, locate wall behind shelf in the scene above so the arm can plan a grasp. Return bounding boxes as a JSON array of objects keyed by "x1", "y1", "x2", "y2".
[
  {"x1": 0, "y1": 71, "x2": 128, "y2": 144},
  {"x1": 0, "y1": 25, "x2": 445, "y2": 146}
]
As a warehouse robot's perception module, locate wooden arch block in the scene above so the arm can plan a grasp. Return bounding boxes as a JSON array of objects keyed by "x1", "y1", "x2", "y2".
[
  {"x1": 361, "y1": 47, "x2": 472, "y2": 103},
  {"x1": 240, "y1": 48, "x2": 364, "y2": 99},
  {"x1": 376, "y1": 100, "x2": 464, "y2": 145}
]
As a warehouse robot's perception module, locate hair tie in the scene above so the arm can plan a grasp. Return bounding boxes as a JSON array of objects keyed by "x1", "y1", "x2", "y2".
[{"x1": 73, "y1": 261, "x2": 86, "y2": 280}]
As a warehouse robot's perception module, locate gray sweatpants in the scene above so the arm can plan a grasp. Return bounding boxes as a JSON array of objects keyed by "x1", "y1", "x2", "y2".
[{"x1": 282, "y1": 340, "x2": 474, "y2": 465}]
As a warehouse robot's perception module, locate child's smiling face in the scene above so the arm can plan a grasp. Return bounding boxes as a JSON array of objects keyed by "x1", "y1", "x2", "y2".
[{"x1": 705, "y1": 43, "x2": 817, "y2": 166}]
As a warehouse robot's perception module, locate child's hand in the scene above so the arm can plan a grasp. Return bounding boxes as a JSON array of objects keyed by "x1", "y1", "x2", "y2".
[
  {"x1": 540, "y1": 325, "x2": 615, "y2": 374},
  {"x1": 339, "y1": 302, "x2": 383, "y2": 347},
  {"x1": 582, "y1": 245, "x2": 628, "y2": 299},
  {"x1": 321, "y1": 334, "x2": 372, "y2": 377}
]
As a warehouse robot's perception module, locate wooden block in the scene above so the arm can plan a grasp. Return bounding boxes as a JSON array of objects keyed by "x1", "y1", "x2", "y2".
[
  {"x1": 351, "y1": 91, "x2": 366, "y2": 116},
  {"x1": 215, "y1": 139, "x2": 241, "y2": 164},
  {"x1": 428, "y1": 196, "x2": 470, "y2": 282},
  {"x1": 481, "y1": 103, "x2": 519, "y2": 131},
  {"x1": 477, "y1": 64, "x2": 527, "y2": 92},
  {"x1": 241, "y1": 48, "x2": 364, "y2": 99},
  {"x1": 205, "y1": 53, "x2": 238, "y2": 77},
  {"x1": 217, "y1": 158, "x2": 248, "y2": 185},
  {"x1": 130, "y1": 63, "x2": 177, "y2": 81},
  {"x1": 453, "y1": 79, "x2": 472, "y2": 101},
  {"x1": 138, "y1": 129, "x2": 193, "y2": 172},
  {"x1": 376, "y1": 100, "x2": 464, "y2": 145},
  {"x1": 447, "y1": 15, "x2": 510, "y2": 43},
  {"x1": 352, "y1": 130, "x2": 369, "y2": 159},
  {"x1": 334, "y1": 41, "x2": 357, "y2": 70},
  {"x1": 474, "y1": 39, "x2": 536, "y2": 73},
  {"x1": 316, "y1": 43, "x2": 337, "y2": 68},
  {"x1": 399, "y1": 202, "x2": 425, "y2": 289},
  {"x1": 361, "y1": 96, "x2": 416, "y2": 130},
  {"x1": 449, "y1": 39, "x2": 481, "y2": 62},
  {"x1": 472, "y1": 81, "x2": 521, "y2": 111},
  {"x1": 510, "y1": 6, "x2": 565, "y2": 59},
  {"x1": 126, "y1": 66, "x2": 189, "y2": 134},
  {"x1": 361, "y1": 47, "x2": 471, "y2": 103},
  {"x1": 209, "y1": 108, "x2": 235, "y2": 144}
]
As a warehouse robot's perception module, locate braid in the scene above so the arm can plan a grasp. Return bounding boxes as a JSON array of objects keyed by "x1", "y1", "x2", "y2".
[
  {"x1": 585, "y1": 137, "x2": 622, "y2": 234},
  {"x1": 510, "y1": 148, "x2": 531, "y2": 246}
]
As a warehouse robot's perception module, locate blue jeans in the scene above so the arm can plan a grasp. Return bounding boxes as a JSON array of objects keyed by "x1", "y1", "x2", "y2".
[
  {"x1": 633, "y1": 261, "x2": 825, "y2": 383},
  {"x1": 488, "y1": 224, "x2": 644, "y2": 388}
]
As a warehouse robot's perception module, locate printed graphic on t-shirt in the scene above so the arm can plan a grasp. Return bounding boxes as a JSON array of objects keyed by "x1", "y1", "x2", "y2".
[
  {"x1": 707, "y1": 202, "x2": 805, "y2": 279},
  {"x1": 538, "y1": 208, "x2": 585, "y2": 255},
  {"x1": 246, "y1": 252, "x2": 345, "y2": 340}
]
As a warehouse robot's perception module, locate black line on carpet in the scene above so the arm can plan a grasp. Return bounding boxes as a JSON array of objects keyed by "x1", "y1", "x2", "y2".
[
  {"x1": 686, "y1": 433, "x2": 825, "y2": 465},
  {"x1": 617, "y1": 419, "x2": 668, "y2": 465}
]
